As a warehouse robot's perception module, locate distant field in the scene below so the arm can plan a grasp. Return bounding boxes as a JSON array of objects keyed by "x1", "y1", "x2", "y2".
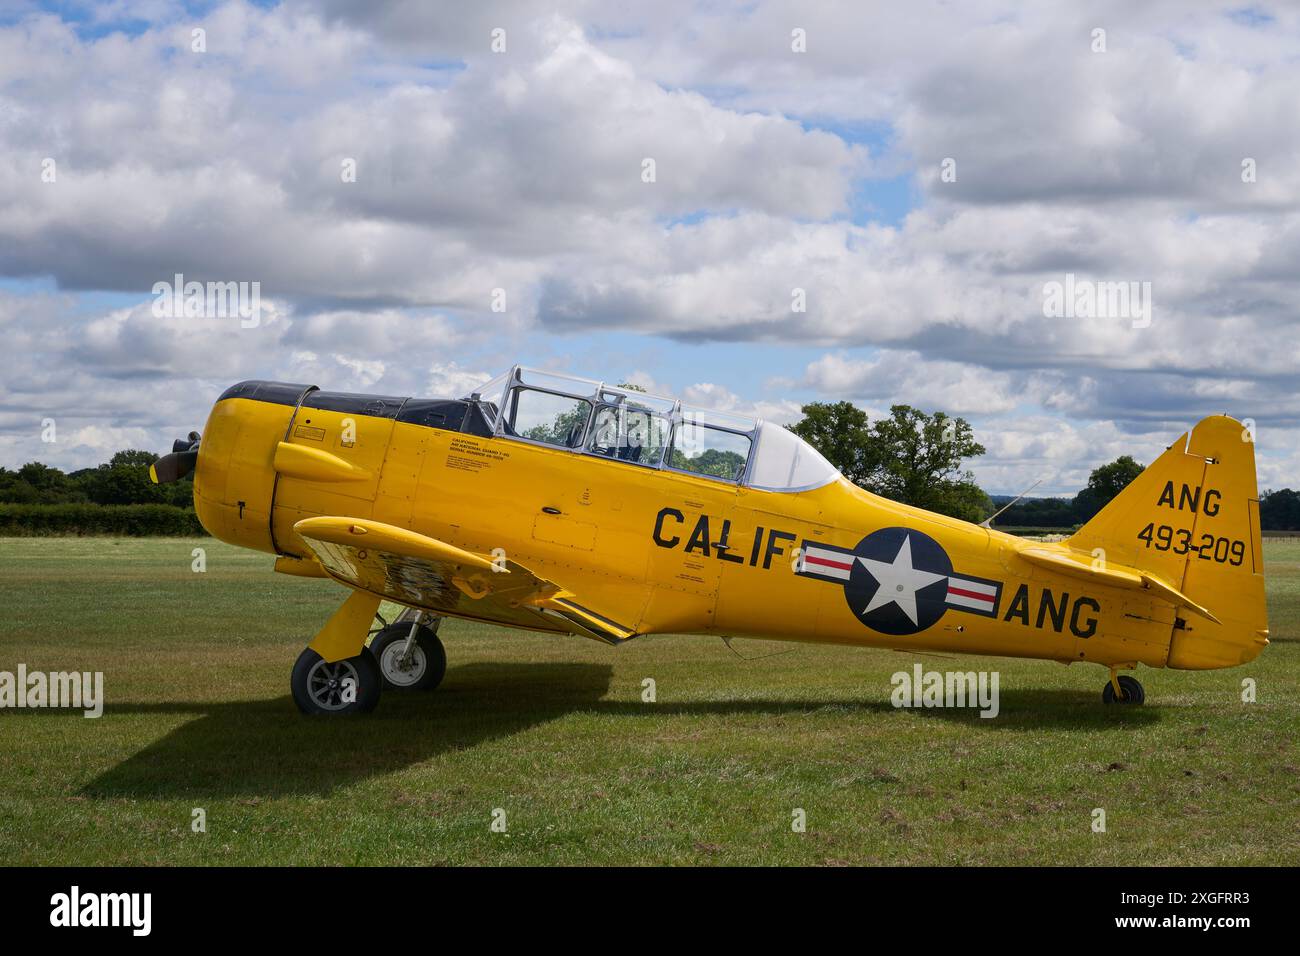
[
  {"x1": 0, "y1": 536, "x2": 1296, "y2": 866},
  {"x1": 992, "y1": 526, "x2": 1076, "y2": 536}
]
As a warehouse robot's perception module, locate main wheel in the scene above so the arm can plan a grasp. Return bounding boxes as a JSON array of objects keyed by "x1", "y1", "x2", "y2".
[
  {"x1": 370, "y1": 623, "x2": 446, "y2": 692},
  {"x1": 291, "y1": 646, "x2": 382, "y2": 715},
  {"x1": 1102, "y1": 674, "x2": 1145, "y2": 705}
]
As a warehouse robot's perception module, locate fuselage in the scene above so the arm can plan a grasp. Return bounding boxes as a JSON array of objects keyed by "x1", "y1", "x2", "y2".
[{"x1": 191, "y1": 379, "x2": 1263, "y2": 673}]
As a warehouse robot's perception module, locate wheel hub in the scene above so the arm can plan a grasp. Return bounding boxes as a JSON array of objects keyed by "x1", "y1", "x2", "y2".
[
  {"x1": 306, "y1": 659, "x2": 359, "y2": 711},
  {"x1": 380, "y1": 643, "x2": 427, "y2": 687}
]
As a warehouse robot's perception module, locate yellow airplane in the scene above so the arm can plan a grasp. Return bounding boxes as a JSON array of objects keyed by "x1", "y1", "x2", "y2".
[{"x1": 151, "y1": 365, "x2": 1268, "y2": 715}]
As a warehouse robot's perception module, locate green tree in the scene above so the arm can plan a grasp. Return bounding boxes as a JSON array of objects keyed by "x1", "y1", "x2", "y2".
[
  {"x1": 0, "y1": 462, "x2": 82, "y2": 504},
  {"x1": 869, "y1": 405, "x2": 990, "y2": 521},
  {"x1": 522, "y1": 404, "x2": 589, "y2": 446},
  {"x1": 667, "y1": 445, "x2": 747, "y2": 480},
  {"x1": 932, "y1": 479, "x2": 996, "y2": 524},
  {"x1": 82, "y1": 449, "x2": 168, "y2": 505},
  {"x1": 17, "y1": 461, "x2": 65, "y2": 491},
  {"x1": 107, "y1": 450, "x2": 158, "y2": 469},
  {"x1": 789, "y1": 401, "x2": 991, "y2": 522},
  {"x1": 1072, "y1": 455, "x2": 1143, "y2": 522},
  {"x1": 0, "y1": 466, "x2": 37, "y2": 503},
  {"x1": 994, "y1": 496, "x2": 1077, "y2": 528},
  {"x1": 1259, "y1": 488, "x2": 1300, "y2": 531},
  {"x1": 788, "y1": 401, "x2": 883, "y2": 487}
]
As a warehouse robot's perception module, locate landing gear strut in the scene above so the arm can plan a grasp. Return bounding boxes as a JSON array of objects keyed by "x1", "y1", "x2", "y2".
[{"x1": 1102, "y1": 669, "x2": 1145, "y2": 705}]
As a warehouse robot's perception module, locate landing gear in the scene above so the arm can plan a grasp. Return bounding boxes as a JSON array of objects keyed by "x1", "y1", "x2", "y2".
[
  {"x1": 291, "y1": 597, "x2": 444, "y2": 715},
  {"x1": 1102, "y1": 673, "x2": 1145, "y2": 705},
  {"x1": 370, "y1": 615, "x2": 446, "y2": 692},
  {"x1": 291, "y1": 646, "x2": 382, "y2": 715}
]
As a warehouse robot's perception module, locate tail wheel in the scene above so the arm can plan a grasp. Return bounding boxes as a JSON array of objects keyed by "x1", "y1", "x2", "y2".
[
  {"x1": 1102, "y1": 674, "x2": 1145, "y2": 705},
  {"x1": 291, "y1": 646, "x2": 382, "y2": 715},
  {"x1": 370, "y1": 623, "x2": 447, "y2": 692}
]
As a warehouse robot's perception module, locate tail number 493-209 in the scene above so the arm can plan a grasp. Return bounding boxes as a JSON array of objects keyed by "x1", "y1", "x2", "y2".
[{"x1": 1137, "y1": 523, "x2": 1245, "y2": 565}]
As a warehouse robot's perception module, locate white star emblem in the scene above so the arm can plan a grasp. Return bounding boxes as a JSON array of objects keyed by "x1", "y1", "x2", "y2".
[{"x1": 856, "y1": 534, "x2": 947, "y2": 625}]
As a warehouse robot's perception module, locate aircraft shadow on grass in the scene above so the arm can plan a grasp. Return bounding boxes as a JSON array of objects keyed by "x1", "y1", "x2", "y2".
[
  {"x1": 81, "y1": 662, "x2": 614, "y2": 800},
  {"x1": 75, "y1": 664, "x2": 1158, "y2": 800}
]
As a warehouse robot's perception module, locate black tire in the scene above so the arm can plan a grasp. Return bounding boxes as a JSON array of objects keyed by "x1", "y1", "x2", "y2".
[
  {"x1": 369, "y1": 623, "x2": 446, "y2": 692},
  {"x1": 1101, "y1": 674, "x2": 1145, "y2": 705},
  {"x1": 291, "y1": 646, "x2": 382, "y2": 715}
]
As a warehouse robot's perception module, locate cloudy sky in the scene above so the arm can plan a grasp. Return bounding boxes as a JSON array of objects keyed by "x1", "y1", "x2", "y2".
[{"x1": 1, "y1": 0, "x2": 1298, "y2": 495}]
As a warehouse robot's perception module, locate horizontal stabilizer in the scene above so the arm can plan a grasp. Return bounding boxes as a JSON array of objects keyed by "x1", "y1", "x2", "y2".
[{"x1": 1016, "y1": 546, "x2": 1221, "y2": 624}]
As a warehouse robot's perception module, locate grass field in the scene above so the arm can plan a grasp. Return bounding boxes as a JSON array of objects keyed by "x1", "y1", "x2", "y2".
[{"x1": 1, "y1": 536, "x2": 1297, "y2": 866}]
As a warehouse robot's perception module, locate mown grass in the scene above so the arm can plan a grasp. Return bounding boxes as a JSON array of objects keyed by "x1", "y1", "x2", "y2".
[{"x1": 0, "y1": 537, "x2": 1296, "y2": 866}]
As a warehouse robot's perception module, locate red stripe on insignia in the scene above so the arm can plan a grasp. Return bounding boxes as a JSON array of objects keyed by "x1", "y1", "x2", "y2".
[
  {"x1": 805, "y1": 555, "x2": 853, "y2": 571},
  {"x1": 947, "y1": 585, "x2": 993, "y2": 601}
]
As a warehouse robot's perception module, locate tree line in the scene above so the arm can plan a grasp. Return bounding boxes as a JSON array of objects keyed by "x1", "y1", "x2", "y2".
[{"x1": 0, "y1": 451, "x2": 193, "y2": 507}]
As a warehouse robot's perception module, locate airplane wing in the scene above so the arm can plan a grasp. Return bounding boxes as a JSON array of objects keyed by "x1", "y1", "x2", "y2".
[{"x1": 292, "y1": 516, "x2": 639, "y2": 644}]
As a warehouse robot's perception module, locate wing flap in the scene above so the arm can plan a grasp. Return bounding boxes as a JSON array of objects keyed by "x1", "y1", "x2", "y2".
[{"x1": 539, "y1": 595, "x2": 638, "y2": 642}]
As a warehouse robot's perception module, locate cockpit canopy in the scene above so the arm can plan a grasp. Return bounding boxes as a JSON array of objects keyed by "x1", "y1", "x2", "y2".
[{"x1": 463, "y1": 366, "x2": 840, "y2": 492}]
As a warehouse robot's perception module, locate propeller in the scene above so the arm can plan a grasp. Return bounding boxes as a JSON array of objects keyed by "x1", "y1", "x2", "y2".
[{"x1": 150, "y1": 431, "x2": 201, "y2": 484}]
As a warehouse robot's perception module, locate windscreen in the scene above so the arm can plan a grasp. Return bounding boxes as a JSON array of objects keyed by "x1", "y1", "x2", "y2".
[{"x1": 746, "y1": 421, "x2": 839, "y2": 491}]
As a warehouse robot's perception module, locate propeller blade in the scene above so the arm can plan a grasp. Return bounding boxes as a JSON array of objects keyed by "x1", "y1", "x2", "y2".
[
  {"x1": 150, "y1": 449, "x2": 198, "y2": 484},
  {"x1": 154, "y1": 430, "x2": 202, "y2": 483}
]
